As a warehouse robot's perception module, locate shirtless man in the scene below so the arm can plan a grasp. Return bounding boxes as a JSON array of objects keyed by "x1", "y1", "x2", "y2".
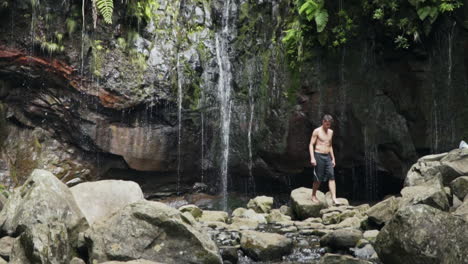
[{"x1": 309, "y1": 114, "x2": 338, "y2": 204}]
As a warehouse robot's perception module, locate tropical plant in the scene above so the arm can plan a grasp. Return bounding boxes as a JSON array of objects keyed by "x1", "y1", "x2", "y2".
[{"x1": 95, "y1": 0, "x2": 114, "y2": 24}]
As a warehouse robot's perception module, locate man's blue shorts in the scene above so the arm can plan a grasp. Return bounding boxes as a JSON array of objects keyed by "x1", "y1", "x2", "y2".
[{"x1": 313, "y1": 152, "x2": 334, "y2": 182}]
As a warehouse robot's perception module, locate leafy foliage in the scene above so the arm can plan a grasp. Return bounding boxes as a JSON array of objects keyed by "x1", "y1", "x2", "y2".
[
  {"x1": 95, "y1": 0, "x2": 114, "y2": 24},
  {"x1": 364, "y1": 0, "x2": 463, "y2": 49}
]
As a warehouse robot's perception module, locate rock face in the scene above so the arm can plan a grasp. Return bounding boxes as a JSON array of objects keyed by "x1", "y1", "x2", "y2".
[
  {"x1": 70, "y1": 180, "x2": 144, "y2": 225},
  {"x1": 0, "y1": 169, "x2": 88, "y2": 264},
  {"x1": 375, "y1": 204, "x2": 468, "y2": 264},
  {"x1": 291, "y1": 188, "x2": 326, "y2": 219},
  {"x1": 85, "y1": 200, "x2": 222, "y2": 264},
  {"x1": 240, "y1": 230, "x2": 293, "y2": 261},
  {"x1": 0, "y1": 0, "x2": 466, "y2": 200}
]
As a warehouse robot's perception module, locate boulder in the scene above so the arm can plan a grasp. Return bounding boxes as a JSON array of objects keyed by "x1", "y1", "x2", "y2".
[
  {"x1": 0, "y1": 257, "x2": 6, "y2": 264},
  {"x1": 85, "y1": 200, "x2": 222, "y2": 264},
  {"x1": 279, "y1": 205, "x2": 293, "y2": 217},
  {"x1": 453, "y1": 198, "x2": 468, "y2": 221},
  {"x1": 375, "y1": 204, "x2": 468, "y2": 264},
  {"x1": 325, "y1": 192, "x2": 349, "y2": 207},
  {"x1": 400, "y1": 186, "x2": 449, "y2": 211},
  {"x1": 320, "y1": 229, "x2": 363, "y2": 249},
  {"x1": 265, "y1": 209, "x2": 291, "y2": 223},
  {"x1": 240, "y1": 230, "x2": 292, "y2": 261},
  {"x1": 0, "y1": 169, "x2": 88, "y2": 264},
  {"x1": 291, "y1": 188, "x2": 326, "y2": 220},
  {"x1": 450, "y1": 176, "x2": 468, "y2": 200},
  {"x1": 70, "y1": 180, "x2": 144, "y2": 225},
  {"x1": 362, "y1": 230, "x2": 379, "y2": 244},
  {"x1": 199, "y1": 211, "x2": 229, "y2": 223},
  {"x1": 352, "y1": 244, "x2": 377, "y2": 261},
  {"x1": 318, "y1": 253, "x2": 372, "y2": 264},
  {"x1": 246, "y1": 196, "x2": 273, "y2": 213},
  {"x1": 179, "y1": 204, "x2": 203, "y2": 218},
  {"x1": 366, "y1": 196, "x2": 400, "y2": 226},
  {"x1": 0, "y1": 236, "x2": 14, "y2": 260},
  {"x1": 70, "y1": 257, "x2": 86, "y2": 264}
]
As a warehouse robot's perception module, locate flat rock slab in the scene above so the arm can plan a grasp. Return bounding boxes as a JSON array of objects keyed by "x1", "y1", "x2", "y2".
[{"x1": 71, "y1": 180, "x2": 144, "y2": 225}]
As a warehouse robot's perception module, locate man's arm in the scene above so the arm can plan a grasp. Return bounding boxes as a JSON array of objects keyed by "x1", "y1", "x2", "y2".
[
  {"x1": 330, "y1": 131, "x2": 336, "y2": 167},
  {"x1": 309, "y1": 129, "x2": 318, "y2": 166}
]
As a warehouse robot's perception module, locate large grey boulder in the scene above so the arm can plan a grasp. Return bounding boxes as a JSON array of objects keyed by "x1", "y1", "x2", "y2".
[
  {"x1": 320, "y1": 229, "x2": 363, "y2": 249},
  {"x1": 291, "y1": 187, "x2": 326, "y2": 220},
  {"x1": 0, "y1": 169, "x2": 88, "y2": 264},
  {"x1": 100, "y1": 261, "x2": 164, "y2": 264},
  {"x1": 70, "y1": 180, "x2": 144, "y2": 225},
  {"x1": 375, "y1": 204, "x2": 468, "y2": 264},
  {"x1": 366, "y1": 196, "x2": 400, "y2": 226},
  {"x1": 318, "y1": 253, "x2": 372, "y2": 264},
  {"x1": 85, "y1": 200, "x2": 222, "y2": 264},
  {"x1": 450, "y1": 176, "x2": 468, "y2": 200},
  {"x1": 405, "y1": 149, "x2": 468, "y2": 187},
  {"x1": 240, "y1": 230, "x2": 292, "y2": 261},
  {"x1": 246, "y1": 196, "x2": 273, "y2": 213},
  {"x1": 399, "y1": 186, "x2": 449, "y2": 211}
]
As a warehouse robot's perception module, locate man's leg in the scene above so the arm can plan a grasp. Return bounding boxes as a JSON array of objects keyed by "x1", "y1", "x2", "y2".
[
  {"x1": 328, "y1": 180, "x2": 339, "y2": 204},
  {"x1": 312, "y1": 181, "x2": 321, "y2": 202}
]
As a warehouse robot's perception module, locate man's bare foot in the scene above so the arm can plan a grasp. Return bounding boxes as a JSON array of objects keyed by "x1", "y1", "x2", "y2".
[
  {"x1": 311, "y1": 197, "x2": 320, "y2": 203},
  {"x1": 333, "y1": 199, "x2": 341, "y2": 205}
]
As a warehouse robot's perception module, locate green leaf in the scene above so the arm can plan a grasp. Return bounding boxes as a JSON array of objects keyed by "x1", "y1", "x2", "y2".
[
  {"x1": 96, "y1": 0, "x2": 114, "y2": 24},
  {"x1": 417, "y1": 6, "x2": 431, "y2": 20},
  {"x1": 315, "y1": 10, "x2": 328, "y2": 32}
]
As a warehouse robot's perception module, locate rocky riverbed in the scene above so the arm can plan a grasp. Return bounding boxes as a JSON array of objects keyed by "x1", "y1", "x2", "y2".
[{"x1": 0, "y1": 148, "x2": 466, "y2": 264}]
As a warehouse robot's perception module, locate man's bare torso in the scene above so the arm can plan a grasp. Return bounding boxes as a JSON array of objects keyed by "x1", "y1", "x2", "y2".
[{"x1": 314, "y1": 127, "x2": 333, "y2": 154}]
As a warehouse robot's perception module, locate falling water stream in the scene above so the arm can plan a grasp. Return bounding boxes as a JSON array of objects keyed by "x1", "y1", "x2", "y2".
[
  {"x1": 177, "y1": 55, "x2": 183, "y2": 194},
  {"x1": 215, "y1": 0, "x2": 233, "y2": 210}
]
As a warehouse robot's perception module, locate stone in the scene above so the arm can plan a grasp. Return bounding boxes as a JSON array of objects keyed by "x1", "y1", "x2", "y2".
[
  {"x1": 70, "y1": 257, "x2": 86, "y2": 264},
  {"x1": 246, "y1": 196, "x2": 273, "y2": 213},
  {"x1": 70, "y1": 180, "x2": 144, "y2": 225},
  {"x1": 453, "y1": 198, "x2": 468, "y2": 221},
  {"x1": 279, "y1": 205, "x2": 293, "y2": 217},
  {"x1": 320, "y1": 229, "x2": 363, "y2": 249},
  {"x1": 318, "y1": 253, "x2": 372, "y2": 264},
  {"x1": 362, "y1": 230, "x2": 379, "y2": 244},
  {"x1": 325, "y1": 192, "x2": 349, "y2": 207},
  {"x1": 179, "y1": 204, "x2": 203, "y2": 218},
  {"x1": 265, "y1": 209, "x2": 291, "y2": 223},
  {"x1": 352, "y1": 244, "x2": 377, "y2": 260},
  {"x1": 450, "y1": 176, "x2": 468, "y2": 200},
  {"x1": 400, "y1": 185, "x2": 449, "y2": 211},
  {"x1": 199, "y1": 210, "x2": 229, "y2": 223},
  {"x1": 366, "y1": 196, "x2": 400, "y2": 226},
  {"x1": 0, "y1": 236, "x2": 14, "y2": 260},
  {"x1": 0, "y1": 257, "x2": 6, "y2": 264},
  {"x1": 375, "y1": 204, "x2": 468, "y2": 264},
  {"x1": 85, "y1": 200, "x2": 222, "y2": 264},
  {"x1": 322, "y1": 211, "x2": 341, "y2": 225},
  {"x1": 219, "y1": 246, "x2": 238, "y2": 264},
  {"x1": 240, "y1": 230, "x2": 293, "y2": 261},
  {"x1": 291, "y1": 187, "x2": 326, "y2": 220},
  {"x1": 0, "y1": 169, "x2": 88, "y2": 264}
]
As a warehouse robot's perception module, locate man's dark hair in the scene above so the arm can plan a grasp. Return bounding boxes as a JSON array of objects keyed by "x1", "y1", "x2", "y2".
[{"x1": 322, "y1": 114, "x2": 333, "y2": 122}]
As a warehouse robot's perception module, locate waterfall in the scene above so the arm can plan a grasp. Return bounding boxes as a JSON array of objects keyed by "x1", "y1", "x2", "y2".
[
  {"x1": 247, "y1": 78, "x2": 256, "y2": 195},
  {"x1": 215, "y1": 0, "x2": 233, "y2": 210},
  {"x1": 176, "y1": 55, "x2": 183, "y2": 194},
  {"x1": 447, "y1": 21, "x2": 456, "y2": 144},
  {"x1": 363, "y1": 127, "x2": 378, "y2": 201}
]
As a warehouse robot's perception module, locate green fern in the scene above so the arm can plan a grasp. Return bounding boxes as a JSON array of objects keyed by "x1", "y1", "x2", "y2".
[{"x1": 96, "y1": 0, "x2": 113, "y2": 24}]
